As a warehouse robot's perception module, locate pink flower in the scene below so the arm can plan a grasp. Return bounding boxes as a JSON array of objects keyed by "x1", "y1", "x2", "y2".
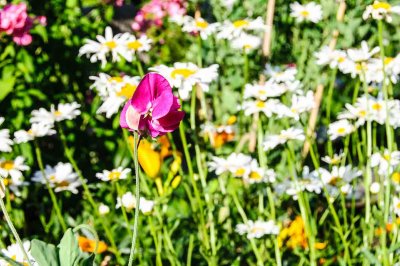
[
  {"x1": 120, "y1": 73, "x2": 185, "y2": 138},
  {"x1": 131, "y1": 0, "x2": 186, "y2": 32},
  {"x1": 0, "y1": 3, "x2": 46, "y2": 46}
]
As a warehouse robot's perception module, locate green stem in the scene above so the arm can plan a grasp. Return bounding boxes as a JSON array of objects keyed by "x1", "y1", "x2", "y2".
[
  {"x1": 33, "y1": 140, "x2": 67, "y2": 232},
  {"x1": 0, "y1": 190, "x2": 33, "y2": 266},
  {"x1": 128, "y1": 132, "x2": 141, "y2": 266},
  {"x1": 326, "y1": 68, "x2": 338, "y2": 157},
  {"x1": 136, "y1": 56, "x2": 144, "y2": 76},
  {"x1": 231, "y1": 190, "x2": 263, "y2": 266},
  {"x1": 57, "y1": 124, "x2": 121, "y2": 262}
]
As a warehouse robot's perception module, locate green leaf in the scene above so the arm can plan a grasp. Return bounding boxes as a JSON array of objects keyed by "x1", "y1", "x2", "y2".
[
  {"x1": 58, "y1": 229, "x2": 80, "y2": 266},
  {"x1": 30, "y1": 239, "x2": 59, "y2": 266},
  {"x1": 0, "y1": 76, "x2": 16, "y2": 102},
  {"x1": 79, "y1": 253, "x2": 95, "y2": 266},
  {"x1": 361, "y1": 248, "x2": 381, "y2": 265}
]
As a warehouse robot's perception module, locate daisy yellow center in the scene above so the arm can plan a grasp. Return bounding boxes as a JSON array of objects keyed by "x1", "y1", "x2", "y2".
[
  {"x1": 27, "y1": 129, "x2": 34, "y2": 135},
  {"x1": 3, "y1": 178, "x2": 11, "y2": 186},
  {"x1": 227, "y1": 115, "x2": 237, "y2": 125},
  {"x1": 372, "y1": 2, "x2": 391, "y2": 10},
  {"x1": 397, "y1": 202, "x2": 400, "y2": 209},
  {"x1": 384, "y1": 57, "x2": 394, "y2": 65},
  {"x1": 329, "y1": 176, "x2": 340, "y2": 186},
  {"x1": 235, "y1": 168, "x2": 246, "y2": 176},
  {"x1": 392, "y1": 172, "x2": 400, "y2": 183},
  {"x1": 127, "y1": 40, "x2": 143, "y2": 50},
  {"x1": 56, "y1": 180, "x2": 70, "y2": 188},
  {"x1": 108, "y1": 171, "x2": 121, "y2": 181},
  {"x1": 331, "y1": 158, "x2": 340, "y2": 164},
  {"x1": 54, "y1": 110, "x2": 62, "y2": 116},
  {"x1": 256, "y1": 101, "x2": 265, "y2": 108},
  {"x1": 105, "y1": 41, "x2": 117, "y2": 49},
  {"x1": 337, "y1": 127, "x2": 346, "y2": 134},
  {"x1": 195, "y1": 20, "x2": 209, "y2": 29},
  {"x1": 250, "y1": 226, "x2": 263, "y2": 234},
  {"x1": 372, "y1": 103, "x2": 382, "y2": 110},
  {"x1": 0, "y1": 160, "x2": 14, "y2": 170},
  {"x1": 109, "y1": 77, "x2": 123, "y2": 83},
  {"x1": 233, "y1": 20, "x2": 249, "y2": 28},
  {"x1": 249, "y1": 171, "x2": 262, "y2": 180},
  {"x1": 244, "y1": 44, "x2": 252, "y2": 49},
  {"x1": 171, "y1": 68, "x2": 196, "y2": 79},
  {"x1": 383, "y1": 153, "x2": 391, "y2": 161},
  {"x1": 258, "y1": 90, "x2": 266, "y2": 95},
  {"x1": 358, "y1": 110, "x2": 366, "y2": 117},
  {"x1": 300, "y1": 10, "x2": 310, "y2": 17},
  {"x1": 338, "y1": 57, "x2": 345, "y2": 63},
  {"x1": 117, "y1": 84, "x2": 137, "y2": 99},
  {"x1": 355, "y1": 63, "x2": 363, "y2": 71},
  {"x1": 49, "y1": 175, "x2": 56, "y2": 181}
]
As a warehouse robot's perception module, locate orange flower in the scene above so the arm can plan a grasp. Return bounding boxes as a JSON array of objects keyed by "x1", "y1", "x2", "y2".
[
  {"x1": 78, "y1": 236, "x2": 108, "y2": 254},
  {"x1": 130, "y1": 135, "x2": 175, "y2": 179}
]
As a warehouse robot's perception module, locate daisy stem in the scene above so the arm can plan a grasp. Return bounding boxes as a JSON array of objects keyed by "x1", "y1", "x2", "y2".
[
  {"x1": 378, "y1": 20, "x2": 392, "y2": 266},
  {"x1": 0, "y1": 189, "x2": 33, "y2": 266},
  {"x1": 178, "y1": 112, "x2": 210, "y2": 250},
  {"x1": 115, "y1": 182, "x2": 131, "y2": 232},
  {"x1": 136, "y1": 56, "x2": 144, "y2": 76},
  {"x1": 197, "y1": 35, "x2": 202, "y2": 68},
  {"x1": 326, "y1": 67, "x2": 337, "y2": 157},
  {"x1": 57, "y1": 124, "x2": 122, "y2": 263},
  {"x1": 286, "y1": 145, "x2": 317, "y2": 266},
  {"x1": 361, "y1": 70, "x2": 373, "y2": 255},
  {"x1": 128, "y1": 131, "x2": 141, "y2": 266},
  {"x1": 33, "y1": 140, "x2": 67, "y2": 232},
  {"x1": 231, "y1": 190, "x2": 264, "y2": 266}
]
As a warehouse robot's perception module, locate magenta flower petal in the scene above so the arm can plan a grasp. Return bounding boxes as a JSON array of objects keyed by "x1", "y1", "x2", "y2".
[
  {"x1": 151, "y1": 91, "x2": 173, "y2": 119},
  {"x1": 120, "y1": 72, "x2": 184, "y2": 137}
]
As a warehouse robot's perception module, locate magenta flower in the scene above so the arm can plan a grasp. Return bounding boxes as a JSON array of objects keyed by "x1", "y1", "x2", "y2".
[
  {"x1": 120, "y1": 73, "x2": 185, "y2": 138},
  {"x1": 0, "y1": 3, "x2": 46, "y2": 46}
]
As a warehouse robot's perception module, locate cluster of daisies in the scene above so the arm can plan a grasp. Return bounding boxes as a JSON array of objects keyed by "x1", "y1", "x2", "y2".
[
  {"x1": 315, "y1": 41, "x2": 400, "y2": 84},
  {"x1": 79, "y1": 27, "x2": 152, "y2": 67}
]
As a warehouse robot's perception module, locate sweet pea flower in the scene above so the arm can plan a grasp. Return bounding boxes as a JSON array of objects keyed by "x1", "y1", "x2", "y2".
[{"x1": 120, "y1": 73, "x2": 185, "y2": 137}]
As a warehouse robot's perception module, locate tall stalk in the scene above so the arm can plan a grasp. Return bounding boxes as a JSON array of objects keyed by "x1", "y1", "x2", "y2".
[
  {"x1": 128, "y1": 132, "x2": 141, "y2": 266},
  {"x1": 33, "y1": 140, "x2": 67, "y2": 232},
  {"x1": 0, "y1": 187, "x2": 33, "y2": 266}
]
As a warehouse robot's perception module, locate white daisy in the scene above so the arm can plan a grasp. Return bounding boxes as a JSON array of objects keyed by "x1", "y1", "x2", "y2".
[
  {"x1": 393, "y1": 197, "x2": 400, "y2": 217},
  {"x1": 235, "y1": 220, "x2": 279, "y2": 239},
  {"x1": 216, "y1": 17, "x2": 265, "y2": 40},
  {"x1": 149, "y1": 63, "x2": 219, "y2": 100},
  {"x1": 208, "y1": 153, "x2": 253, "y2": 177},
  {"x1": 276, "y1": 91, "x2": 314, "y2": 120},
  {"x1": 116, "y1": 192, "x2": 155, "y2": 214},
  {"x1": 79, "y1": 26, "x2": 129, "y2": 67},
  {"x1": 242, "y1": 99, "x2": 281, "y2": 117},
  {"x1": 119, "y1": 33, "x2": 152, "y2": 61},
  {"x1": 321, "y1": 153, "x2": 344, "y2": 165},
  {"x1": 32, "y1": 162, "x2": 81, "y2": 194},
  {"x1": 14, "y1": 123, "x2": 56, "y2": 144},
  {"x1": 243, "y1": 81, "x2": 286, "y2": 100},
  {"x1": 328, "y1": 119, "x2": 354, "y2": 140},
  {"x1": 243, "y1": 161, "x2": 276, "y2": 184},
  {"x1": 264, "y1": 64, "x2": 298, "y2": 83},
  {"x1": 90, "y1": 74, "x2": 140, "y2": 118},
  {"x1": 371, "y1": 149, "x2": 400, "y2": 176},
  {"x1": 181, "y1": 16, "x2": 219, "y2": 40},
  {"x1": 314, "y1": 46, "x2": 347, "y2": 69},
  {"x1": 290, "y1": 2, "x2": 323, "y2": 23},
  {"x1": 96, "y1": 167, "x2": 131, "y2": 182},
  {"x1": 0, "y1": 156, "x2": 29, "y2": 195},
  {"x1": 263, "y1": 127, "x2": 305, "y2": 151},
  {"x1": 0, "y1": 129, "x2": 13, "y2": 153},
  {"x1": 231, "y1": 33, "x2": 262, "y2": 53},
  {"x1": 0, "y1": 241, "x2": 36, "y2": 265},
  {"x1": 99, "y1": 203, "x2": 110, "y2": 215},
  {"x1": 30, "y1": 102, "x2": 81, "y2": 126},
  {"x1": 363, "y1": 1, "x2": 400, "y2": 22}
]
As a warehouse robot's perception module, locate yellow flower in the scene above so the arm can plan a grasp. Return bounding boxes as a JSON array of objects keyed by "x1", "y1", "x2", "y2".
[{"x1": 78, "y1": 236, "x2": 108, "y2": 254}]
